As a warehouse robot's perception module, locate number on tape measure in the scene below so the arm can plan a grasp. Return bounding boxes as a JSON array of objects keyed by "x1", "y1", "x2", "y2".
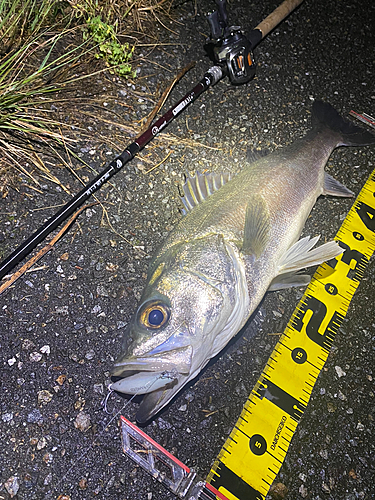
[{"x1": 207, "y1": 169, "x2": 375, "y2": 500}]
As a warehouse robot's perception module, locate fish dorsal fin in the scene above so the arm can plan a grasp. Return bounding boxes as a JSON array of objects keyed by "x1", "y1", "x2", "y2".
[
  {"x1": 246, "y1": 148, "x2": 270, "y2": 164},
  {"x1": 181, "y1": 171, "x2": 233, "y2": 213},
  {"x1": 242, "y1": 195, "x2": 270, "y2": 259},
  {"x1": 323, "y1": 172, "x2": 354, "y2": 197}
]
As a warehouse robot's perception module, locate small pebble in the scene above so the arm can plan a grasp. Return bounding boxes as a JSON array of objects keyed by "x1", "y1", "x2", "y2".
[
  {"x1": 79, "y1": 478, "x2": 88, "y2": 490},
  {"x1": 269, "y1": 482, "x2": 288, "y2": 499},
  {"x1": 93, "y1": 383, "x2": 104, "y2": 394},
  {"x1": 299, "y1": 484, "x2": 308, "y2": 498},
  {"x1": 27, "y1": 409, "x2": 43, "y2": 423},
  {"x1": 4, "y1": 475, "x2": 20, "y2": 498},
  {"x1": 37, "y1": 437, "x2": 48, "y2": 450},
  {"x1": 74, "y1": 412, "x2": 91, "y2": 432},
  {"x1": 56, "y1": 305, "x2": 69, "y2": 315},
  {"x1": 335, "y1": 366, "x2": 346, "y2": 377},
  {"x1": 2, "y1": 412, "x2": 13, "y2": 423},
  {"x1": 322, "y1": 482, "x2": 330, "y2": 493},
  {"x1": 40, "y1": 345, "x2": 50, "y2": 355},
  {"x1": 38, "y1": 390, "x2": 53, "y2": 405},
  {"x1": 56, "y1": 375, "x2": 66, "y2": 385},
  {"x1": 30, "y1": 352, "x2": 43, "y2": 362},
  {"x1": 91, "y1": 304, "x2": 102, "y2": 314},
  {"x1": 85, "y1": 350, "x2": 95, "y2": 360},
  {"x1": 43, "y1": 452, "x2": 53, "y2": 464}
]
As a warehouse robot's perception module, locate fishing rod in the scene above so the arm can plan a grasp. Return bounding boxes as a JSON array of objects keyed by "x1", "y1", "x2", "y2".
[{"x1": 0, "y1": 0, "x2": 304, "y2": 282}]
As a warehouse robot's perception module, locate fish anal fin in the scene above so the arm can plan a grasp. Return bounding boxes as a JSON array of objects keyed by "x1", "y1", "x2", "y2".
[
  {"x1": 323, "y1": 172, "x2": 354, "y2": 197},
  {"x1": 278, "y1": 236, "x2": 344, "y2": 274},
  {"x1": 242, "y1": 196, "x2": 270, "y2": 259},
  {"x1": 268, "y1": 272, "x2": 310, "y2": 291}
]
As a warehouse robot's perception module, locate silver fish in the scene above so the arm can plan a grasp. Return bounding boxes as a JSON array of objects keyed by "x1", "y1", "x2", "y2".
[{"x1": 111, "y1": 101, "x2": 375, "y2": 423}]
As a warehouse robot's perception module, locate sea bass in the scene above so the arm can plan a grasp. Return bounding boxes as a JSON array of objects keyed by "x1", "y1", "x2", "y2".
[{"x1": 111, "y1": 101, "x2": 375, "y2": 423}]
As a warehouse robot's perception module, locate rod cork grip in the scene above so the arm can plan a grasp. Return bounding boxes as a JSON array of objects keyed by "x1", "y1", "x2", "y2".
[{"x1": 255, "y1": 0, "x2": 304, "y2": 39}]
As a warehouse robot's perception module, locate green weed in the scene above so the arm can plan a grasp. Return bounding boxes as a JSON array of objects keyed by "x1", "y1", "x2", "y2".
[{"x1": 84, "y1": 15, "x2": 135, "y2": 78}]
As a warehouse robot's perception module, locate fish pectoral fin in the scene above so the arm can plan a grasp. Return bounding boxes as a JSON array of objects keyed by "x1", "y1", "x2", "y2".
[
  {"x1": 268, "y1": 271, "x2": 311, "y2": 291},
  {"x1": 323, "y1": 173, "x2": 354, "y2": 197},
  {"x1": 278, "y1": 236, "x2": 344, "y2": 274},
  {"x1": 242, "y1": 195, "x2": 270, "y2": 259}
]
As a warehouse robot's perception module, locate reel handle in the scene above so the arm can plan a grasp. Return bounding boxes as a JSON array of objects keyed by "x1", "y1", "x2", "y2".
[
  {"x1": 207, "y1": 0, "x2": 229, "y2": 41},
  {"x1": 207, "y1": 0, "x2": 304, "y2": 84},
  {"x1": 215, "y1": 0, "x2": 228, "y2": 29}
]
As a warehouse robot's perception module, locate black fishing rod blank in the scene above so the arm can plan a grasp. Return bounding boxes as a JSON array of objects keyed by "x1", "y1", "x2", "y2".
[
  {"x1": 0, "y1": 67, "x2": 223, "y2": 281},
  {"x1": 0, "y1": 0, "x2": 304, "y2": 282}
]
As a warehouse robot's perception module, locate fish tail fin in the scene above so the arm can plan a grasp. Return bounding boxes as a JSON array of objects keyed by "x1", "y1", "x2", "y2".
[{"x1": 312, "y1": 100, "x2": 375, "y2": 146}]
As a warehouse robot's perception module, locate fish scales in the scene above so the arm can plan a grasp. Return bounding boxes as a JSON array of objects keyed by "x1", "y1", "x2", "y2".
[
  {"x1": 111, "y1": 101, "x2": 375, "y2": 423},
  {"x1": 152, "y1": 134, "x2": 336, "y2": 268}
]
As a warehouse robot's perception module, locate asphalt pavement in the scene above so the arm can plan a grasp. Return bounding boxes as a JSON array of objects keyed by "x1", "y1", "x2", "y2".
[{"x1": 1, "y1": 0, "x2": 374, "y2": 499}]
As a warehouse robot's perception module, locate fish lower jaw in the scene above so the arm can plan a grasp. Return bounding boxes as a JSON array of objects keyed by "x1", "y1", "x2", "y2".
[{"x1": 111, "y1": 370, "x2": 178, "y2": 395}]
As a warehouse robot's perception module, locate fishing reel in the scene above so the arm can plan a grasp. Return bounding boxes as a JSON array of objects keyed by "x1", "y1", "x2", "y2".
[{"x1": 207, "y1": 0, "x2": 256, "y2": 85}]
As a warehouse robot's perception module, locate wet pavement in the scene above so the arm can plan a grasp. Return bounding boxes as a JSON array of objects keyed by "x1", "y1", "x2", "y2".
[{"x1": 1, "y1": 0, "x2": 374, "y2": 499}]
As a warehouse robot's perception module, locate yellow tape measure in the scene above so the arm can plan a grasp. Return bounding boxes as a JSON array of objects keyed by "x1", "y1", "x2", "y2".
[{"x1": 206, "y1": 168, "x2": 375, "y2": 500}]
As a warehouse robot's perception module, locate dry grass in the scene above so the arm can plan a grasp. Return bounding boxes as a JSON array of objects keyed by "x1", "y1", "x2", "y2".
[
  {"x1": 67, "y1": 0, "x2": 175, "y2": 34},
  {"x1": 0, "y1": 0, "x2": 178, "y2": 198},
  {"x1": 0, "y1": 27, "x2": 93, "y2": 197}
]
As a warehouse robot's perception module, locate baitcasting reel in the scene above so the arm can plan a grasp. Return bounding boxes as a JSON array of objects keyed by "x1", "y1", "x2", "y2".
[
  {"x1": 0, "y1": 0, "x2": 303, "y2": 281},
  {"x1": 207, "y1": 0, "x2": 256, "y2": 85}
]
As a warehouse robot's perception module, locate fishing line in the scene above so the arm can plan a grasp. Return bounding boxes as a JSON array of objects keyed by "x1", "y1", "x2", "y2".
[
  {"x1": 117, "y1": 164, "x2": 375, "y2": 500},
  {"x1": 45, "y1": 373, "x2": 168, "y2": 498}
]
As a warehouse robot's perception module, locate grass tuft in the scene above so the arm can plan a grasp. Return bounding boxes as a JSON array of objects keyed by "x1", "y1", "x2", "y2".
[
  {"x1": 0, "y1": 26, "x2": 92, "y2": 195},
  {"x1": 0, "y1": 0, "x2": 66, "y2": 53},
  {"x1": 0, "y1": 0, "x2": 176, "y2": 197}
]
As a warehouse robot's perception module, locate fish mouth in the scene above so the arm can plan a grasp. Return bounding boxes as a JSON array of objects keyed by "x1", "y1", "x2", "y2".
[
  {"x1": 110, "y1": 345, "x2": 193, "y2": 422},
  {"x1": 110, "y1": 345, "x2": 192, "y2": 394},
  {"x1": 110, "y1": 369, "x2": 179, "y2": 395},
  {"x1": 110, "y1": 369, "x2": 191, "y2": 424}
]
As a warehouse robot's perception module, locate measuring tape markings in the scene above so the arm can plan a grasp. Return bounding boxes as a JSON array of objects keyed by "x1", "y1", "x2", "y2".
[{"x1": 207, "y1": 169, "x2": 375, "y2": 500}]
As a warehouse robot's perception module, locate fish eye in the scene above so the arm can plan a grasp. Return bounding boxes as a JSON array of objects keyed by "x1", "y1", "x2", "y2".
[
  {"x1": 139, "y1": 303, "x2": 170, "y2": 329},
  {"x1": 148, "y1": 309, "x2": 164, "y2": 326}
]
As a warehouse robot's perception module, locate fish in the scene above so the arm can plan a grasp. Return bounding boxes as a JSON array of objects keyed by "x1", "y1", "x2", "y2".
[{"x1": 111, "y1": 101, "x2": 375, "y2": 423}]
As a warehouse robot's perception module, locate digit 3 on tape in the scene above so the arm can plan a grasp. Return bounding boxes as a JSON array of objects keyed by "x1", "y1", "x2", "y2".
[
  {"x1": 120, "y1": 120, "x2": 375, "y2": 500},
  {"x1": 206, "y1": 167, "x2": 375, "y2": 499}
]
